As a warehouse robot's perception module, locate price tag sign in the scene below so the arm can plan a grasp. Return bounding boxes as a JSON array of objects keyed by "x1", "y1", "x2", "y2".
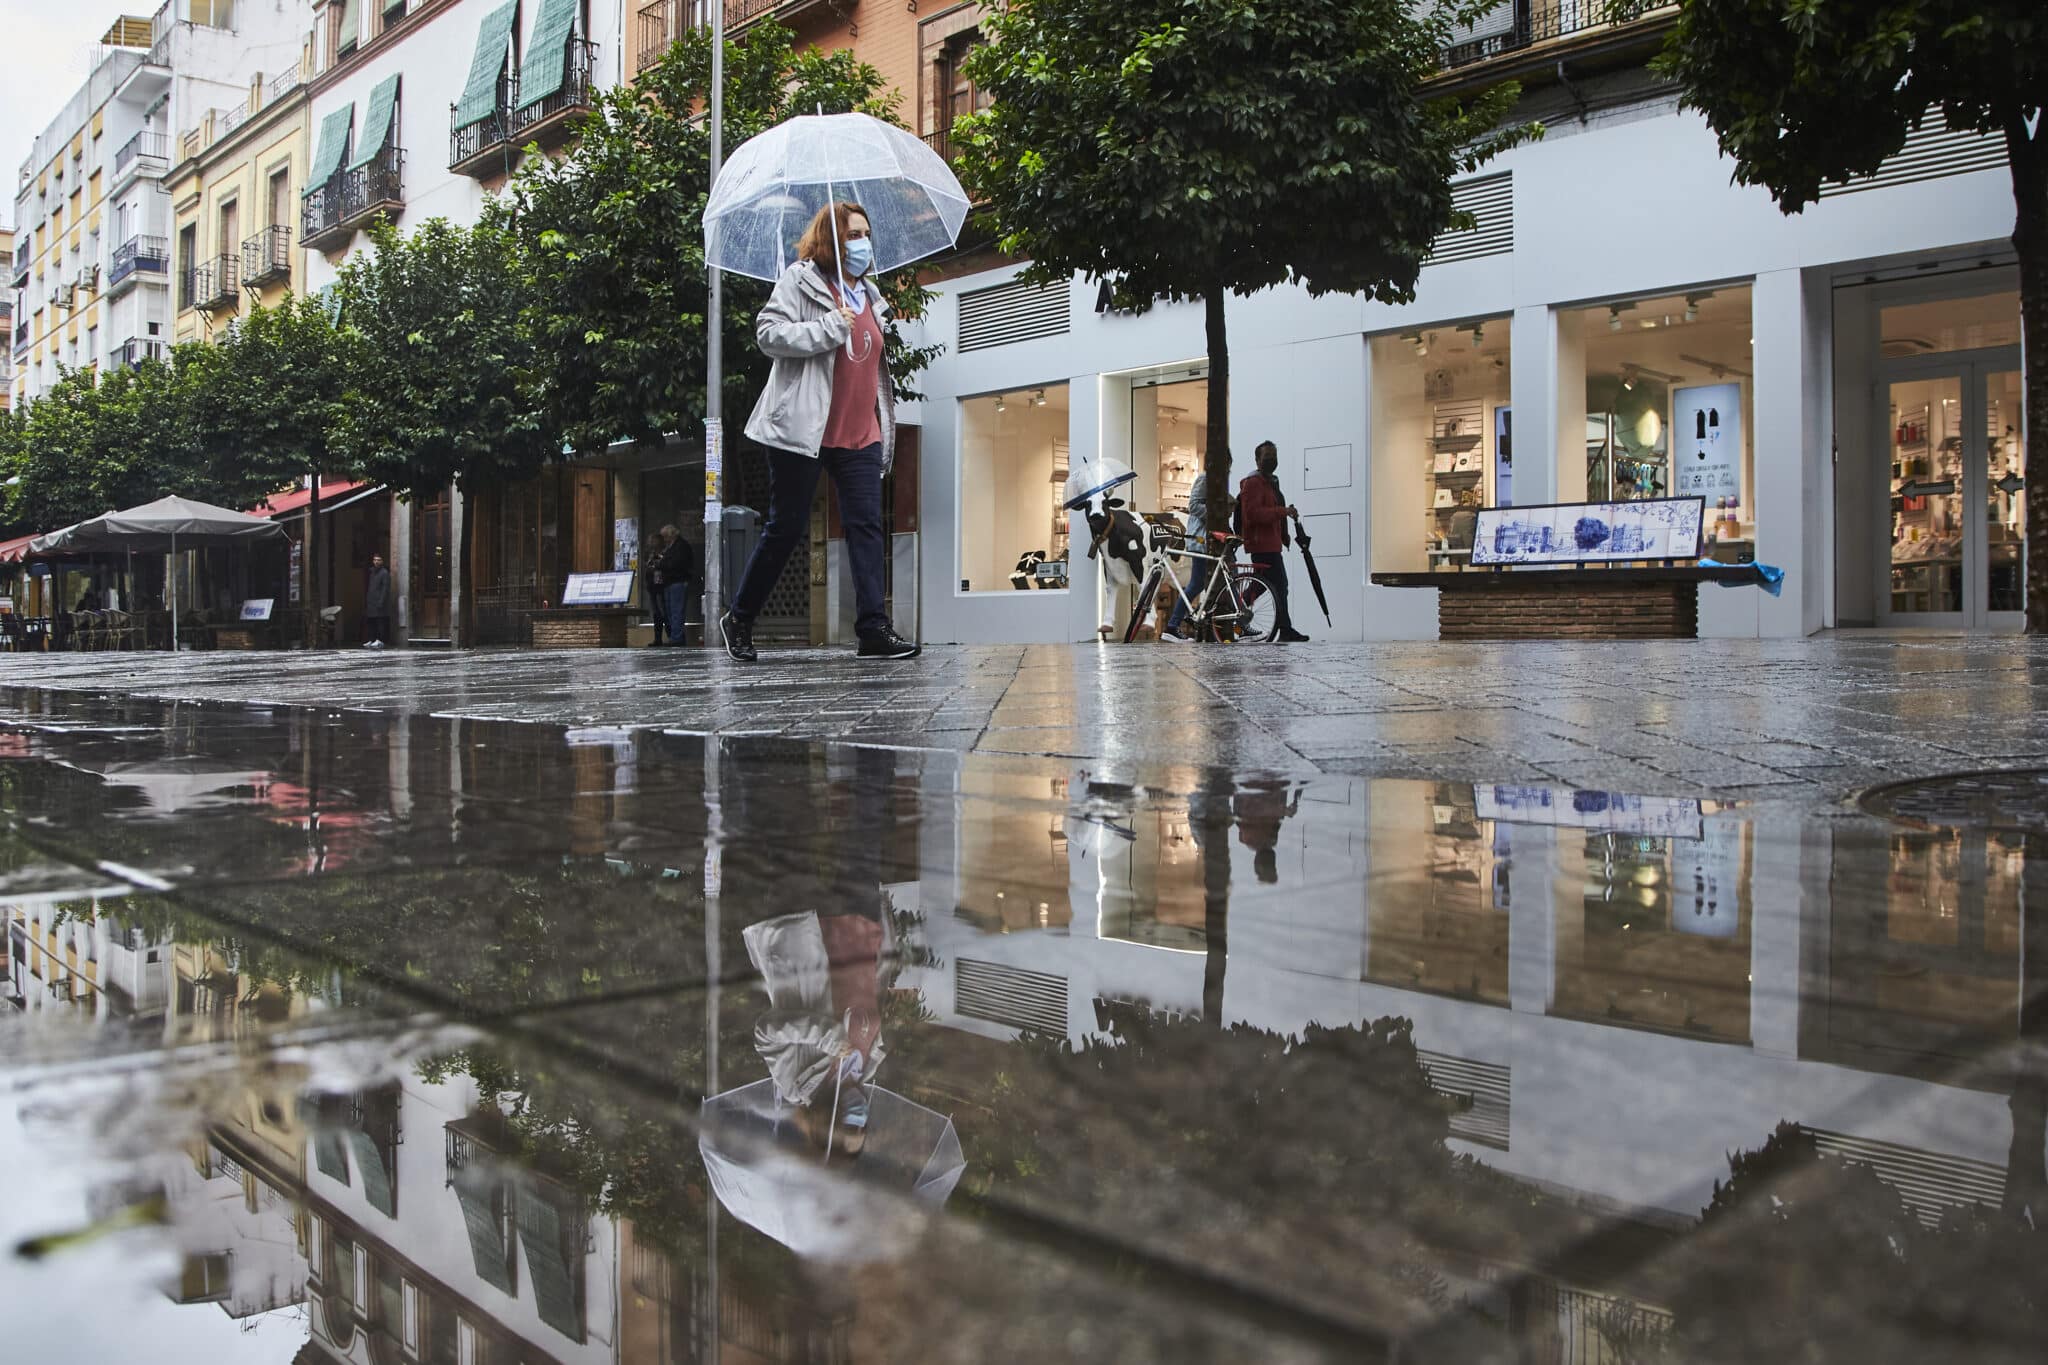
[{"x1": 561, "y1": 571, "x2": 636, "y2": 605}]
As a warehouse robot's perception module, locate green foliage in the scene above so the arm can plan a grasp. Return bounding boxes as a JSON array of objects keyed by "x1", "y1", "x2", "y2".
[
  {"x1": 186, "y1": 292, "x2": 363, "y2": 504},
  {"x1": 1626, "y1": 0, "x2": 2045, "y2": 210},
  {"x1": 333, "y1": 218, "x2": 559, "y2": 499},
  {"x1": 491, "y1": 22, "x2": 937, "y2": 456},
  {"x1": 957, "y1": 0, "x2": 1534, "y2": 492}
]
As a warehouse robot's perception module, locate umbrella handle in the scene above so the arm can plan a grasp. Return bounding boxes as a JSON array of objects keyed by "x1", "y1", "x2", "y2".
[{"x1": 818, "y1": 110, "x2": 869, "y2": 362}]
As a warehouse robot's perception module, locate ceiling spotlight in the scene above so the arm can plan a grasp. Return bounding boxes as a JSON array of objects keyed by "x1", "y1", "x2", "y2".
[
  {"x1": 1621, "y1": 365, "x2": 1637, "y2": 391},
  {"x1": 1410, "y1": 332, "x2": 1428, "y2": 357},
  {"x1": 1033, "y1": 389, "x2": 1047, "y2": 406},
  {"x1": 1469, "y1": 324, "x2": 1485, "y2": 348},
  {"x1": 1684, "y1": 297, "x2": 1700, "y2": 322},
  {"x1": 995, "y1": 393, "x2": 1007, "y2": 412},
  {"x1": 1608, "y1": 306, "x2": 1624, "y2": 333}
]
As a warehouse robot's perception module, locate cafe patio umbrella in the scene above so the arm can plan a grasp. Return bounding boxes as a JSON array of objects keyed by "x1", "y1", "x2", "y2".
[
  {"x1": 1292, "y1": 521, "x2": 1333, "y2": 628},
  {"x1": 704, "y1": 112, "x2": 971, "y2": 294},
  {"x1": 700, "y1": 1078, "x2": 965, "y2": 1262},
  {"x1": 31, "y1": 495, "x2": 285, "y2": 650}
]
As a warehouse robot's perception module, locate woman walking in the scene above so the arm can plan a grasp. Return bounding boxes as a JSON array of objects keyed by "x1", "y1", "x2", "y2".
[{"x1": 720, "y1": 202, "x2": 918, "y2": 662}]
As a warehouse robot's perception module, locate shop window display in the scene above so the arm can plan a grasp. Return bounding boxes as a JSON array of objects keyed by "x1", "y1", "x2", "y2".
[
  {"x1": 1368, "y1": 320, "x2": 1512, "y2": 573},
  {"x1": 1568, "y1": 286, "x2": 1755, "y2": 561},
  {"x1": 958, "y1": 385, "x2": 1071, "y2": 593}
]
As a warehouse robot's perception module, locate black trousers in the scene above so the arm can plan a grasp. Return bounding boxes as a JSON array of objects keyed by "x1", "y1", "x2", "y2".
[
  {"x1": 732, "y1": 443, "x2": 890, "y2": 637},
  {"x1": 364, "y1": 614, "x2": 391, "y2": 645},
  {"x1": 1249, "y1": 551, "x2": 1294, "y2": 635}
]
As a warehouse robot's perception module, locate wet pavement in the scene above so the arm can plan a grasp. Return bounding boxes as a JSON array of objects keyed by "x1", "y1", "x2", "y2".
[{"x1": 2, "y1": 648, "x2": 2046, "y2": 1362}]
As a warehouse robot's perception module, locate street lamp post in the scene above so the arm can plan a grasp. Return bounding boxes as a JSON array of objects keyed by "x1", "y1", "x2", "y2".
[{"x1": 702, "y1": 0, "x2": 726, "y2": 644}]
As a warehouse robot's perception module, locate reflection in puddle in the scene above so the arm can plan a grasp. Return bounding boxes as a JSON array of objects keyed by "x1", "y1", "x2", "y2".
[{"x1": 2, "y1": 691, "x2": 2044, "y2": 1362}]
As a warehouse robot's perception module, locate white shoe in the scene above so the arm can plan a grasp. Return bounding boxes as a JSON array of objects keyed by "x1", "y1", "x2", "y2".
[{"x1": 362, "y1": 641, "x2": 377, "y2": 649}]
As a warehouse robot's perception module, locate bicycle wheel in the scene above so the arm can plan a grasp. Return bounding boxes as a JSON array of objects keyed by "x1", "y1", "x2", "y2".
[
  {"x1": 1122, "y1": 568, "x2": 1162, "y2": 643},
  {"x1": 1236, "y1": 570, "x2": 1278, "y2": 642}
]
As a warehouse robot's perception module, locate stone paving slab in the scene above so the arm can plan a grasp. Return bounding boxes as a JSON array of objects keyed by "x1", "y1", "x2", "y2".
[{"x1": 9, "y1": 635, "x2": 2048, "y2": 798}]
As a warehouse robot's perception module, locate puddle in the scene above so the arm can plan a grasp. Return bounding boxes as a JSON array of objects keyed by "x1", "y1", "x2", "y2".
[{"x1": 2, "y1": 690, "x2": 2044, "y2": 1362}]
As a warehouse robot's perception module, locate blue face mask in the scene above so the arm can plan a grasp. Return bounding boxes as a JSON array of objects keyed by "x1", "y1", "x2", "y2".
[{"x1": 842, "y1": 235, "x2": 874, "y2": 278}]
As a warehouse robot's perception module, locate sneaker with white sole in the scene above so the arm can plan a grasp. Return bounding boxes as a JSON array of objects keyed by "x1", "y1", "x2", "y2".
[
  {"x1": 719, "y1": 611, "x2": 757, "y2": 662},
  {"x1": 857, "y1": 627, "x2": 920, "y2": 660}
]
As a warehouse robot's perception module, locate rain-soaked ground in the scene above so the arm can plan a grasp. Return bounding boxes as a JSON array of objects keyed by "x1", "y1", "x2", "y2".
[{"x1": 2, "y1": 662, "x2": 2046, "y2": 1362}]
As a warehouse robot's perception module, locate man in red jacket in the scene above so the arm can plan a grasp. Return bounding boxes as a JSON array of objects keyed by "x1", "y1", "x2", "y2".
[{"x1": 1237, "y1": 441, "x2": 1311, "y2": 642}]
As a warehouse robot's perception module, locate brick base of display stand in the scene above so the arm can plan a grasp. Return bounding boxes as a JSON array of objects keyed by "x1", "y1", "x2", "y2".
[
  {"x1": 530, "y1": 607, "x2": 633, "y2": 649},
  {"x1": 1372, "y1": 566, "x2": 1766, "y2": 641}
]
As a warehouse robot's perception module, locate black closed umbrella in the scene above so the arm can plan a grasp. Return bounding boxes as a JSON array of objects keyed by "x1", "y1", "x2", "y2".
[{"x1": 1291, "y1": 520, "x2": 1333, "y2": 628}]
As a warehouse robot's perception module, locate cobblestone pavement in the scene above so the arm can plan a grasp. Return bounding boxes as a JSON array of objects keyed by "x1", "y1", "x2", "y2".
[{"x1": 7, "y1": 634, "x2": 2048, "y2": 798}]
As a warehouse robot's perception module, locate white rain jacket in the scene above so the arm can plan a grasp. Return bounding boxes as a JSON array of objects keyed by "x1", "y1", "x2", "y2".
[
  {"x1": 744, "y1": 260, "x2": 898, "y2": 471},
  {"x1": 742, "y1": 911, "x2": 888, "y2": 1108}
]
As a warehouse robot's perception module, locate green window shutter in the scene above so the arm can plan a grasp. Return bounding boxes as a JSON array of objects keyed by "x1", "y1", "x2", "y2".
[
  {"x1": 454, "y1": 1, "x2": 521, "y2": 130},
  {"x1": 338, "y1": 0, "x2": 361, "y2": 51},
  {"x1": 515, "y1": 0, "x2": 577, "y2": 112},
  {"x1": 349, "y1": 74, "x2": 401, "y2": 170},
  {"x1": 303, "y1": 105, "x2": 354, "y2": 195}
]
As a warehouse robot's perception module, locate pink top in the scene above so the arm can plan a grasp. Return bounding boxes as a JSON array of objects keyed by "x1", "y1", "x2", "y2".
[{"x1": 821, "y1": 288, "x2": 885, "y2": 452}]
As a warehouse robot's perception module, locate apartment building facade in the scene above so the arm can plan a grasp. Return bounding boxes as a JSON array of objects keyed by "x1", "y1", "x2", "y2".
[
  {"x1": 298, "y1": 0, "x2": 623, "y2": 644},
  {"x1": 0, "y1": 228, "x2": 13, "y2": 409},
  {"x1": 9, "y1": 5, "x2": 317, "y2": 408},
  {"x1": 752, "y1": 1, "x2": 2024, "y2": 645}
]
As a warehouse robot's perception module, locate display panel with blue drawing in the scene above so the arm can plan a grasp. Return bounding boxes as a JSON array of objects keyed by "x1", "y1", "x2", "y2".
[{"x1": 1471, "y1": 496, "x2": 1704, "y2": 565}]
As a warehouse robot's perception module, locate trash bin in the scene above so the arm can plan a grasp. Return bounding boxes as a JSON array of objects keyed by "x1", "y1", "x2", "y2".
[{"x1": 720, "y1": 505, "x2": 761, "y2": 609}]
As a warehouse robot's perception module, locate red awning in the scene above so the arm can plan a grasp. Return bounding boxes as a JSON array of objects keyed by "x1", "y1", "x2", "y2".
[
  {"x1": 250, "y1": 479, "x2": 374, "y2": 518},
  {"x1": 0, "y1": 534, "x2": 38, "y2": 564}
]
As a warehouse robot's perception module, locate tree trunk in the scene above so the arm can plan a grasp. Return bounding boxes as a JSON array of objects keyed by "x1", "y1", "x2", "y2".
[
  {"x1": 303, "y1": 474, "x2": 321, "y2": 649},
  {"x1": 1202, "y1": 284, "x2": 1232, "y2": 527},
  {"x1": 2008, "y1": 119, "x2": 2048, "y2": 634}
]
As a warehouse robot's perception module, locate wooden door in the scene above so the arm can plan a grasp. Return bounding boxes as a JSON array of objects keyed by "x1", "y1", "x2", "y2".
[{"x1": 571, "y1": 469, "x2": 608, "y2": 575}]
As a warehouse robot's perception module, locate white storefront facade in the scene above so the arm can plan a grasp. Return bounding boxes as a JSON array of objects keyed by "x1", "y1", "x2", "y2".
[{"x1": 902, "y1": 75, "x2": 2024, "y2": 644}]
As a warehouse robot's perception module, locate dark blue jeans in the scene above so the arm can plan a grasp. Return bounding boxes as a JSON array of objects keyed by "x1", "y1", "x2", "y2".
[
  {"x1": 663, "y1": 580, "x2": 690, "y2": 643},
  {"x1": 733, "y1": 443, "x2": 890, "y2": 637},
  {"x1": 1166, "y1": 555, "x2": 1213, "y2": 635}
]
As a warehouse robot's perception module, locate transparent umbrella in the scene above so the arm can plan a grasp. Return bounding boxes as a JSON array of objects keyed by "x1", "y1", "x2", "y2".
[{"x1": 704, "y1": 111, "x2": 970, "y2": 288}]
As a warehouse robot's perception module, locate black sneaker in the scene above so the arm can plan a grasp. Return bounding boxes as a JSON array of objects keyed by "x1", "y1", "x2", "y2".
[
  {"x1": 719, "y1": 611, "x2": 757, "y2": 662},
  {"x1": 857, "y1": 627, "x2": 921, "y2": 660},
  {"x1": 1277, "y1": 629, "x2": 1311, "y2": 643}
]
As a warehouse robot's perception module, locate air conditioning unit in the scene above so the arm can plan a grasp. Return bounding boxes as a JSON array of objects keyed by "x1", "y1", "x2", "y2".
[
  {"x1": 83, "y1": 264, "x2": 101, "y2": 292},
  {"x1": 52, "y1": 283, "x2": 76, "y2": 310}
]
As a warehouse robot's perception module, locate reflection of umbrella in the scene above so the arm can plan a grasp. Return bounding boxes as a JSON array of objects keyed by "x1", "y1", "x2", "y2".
[
  {"x1": 62, "y1": 756, "x2": 270, "y2": 815},
  {"x1": 700, "y1": 1078, "x2": 964, "y2": 1262},
  {"x1": 1291, "y1": 521, "x2": 1333, "y2": 627},
  {"x1": 31, "y1": 495, "x2": 286, "y2": 650},
  {"x1": 704, "y1": 111, "x2": 970, "y2": 290}
]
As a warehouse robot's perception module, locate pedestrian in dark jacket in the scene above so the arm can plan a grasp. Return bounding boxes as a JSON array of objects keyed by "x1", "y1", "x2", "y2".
[
  {"x1": 1236, "y1": 441, "x2": 1311, "y2": 643},
  {"x1": 642, "y1": 534, "x2": 668, "y2": 646},
  {"x1": 362, "y1": 553, "x2": 392, "y2": 649},
  {"x1": 652, "y1": 525, "x2": 696, "y2": 647}
]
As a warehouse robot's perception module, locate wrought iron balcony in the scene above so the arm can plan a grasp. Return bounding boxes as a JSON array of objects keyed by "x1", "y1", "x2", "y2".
[
  {"x1": 194, "y1": 253, "x2": 240, "y2": 311},
  {"x1": 241, "y1": 225, "x2": 292, "y2": 287},
  {"x1": 12, "y1": 320, "x2": 26, "y2": 353},
  {"x1": 115, "y1": 336, "x2": 167, "y2": 368},
  {"x1": 108, "y1": 234, "x2": 171, "y2": 291},
  {"x1": 10, "y1": 239, "x2": 27, "y2": 287},
  {"x1": 178, "y1": 266, "x2": 196, "y2": 312},
  {"x1": 113, "y1": 131, "x2": 170, "y2": 184},
  {"x1": 301, "y1": 146, "x2": 406, "y2": 253},
  {"x1": 509, "y1": 38, "x2": 597, "y2": 147},
  {"x1": 1437, "y1": 0, "x2": 1675, "y2": 75},
  {"x1": 449, "y1": 71, "x2": 515, "y2": 177}
]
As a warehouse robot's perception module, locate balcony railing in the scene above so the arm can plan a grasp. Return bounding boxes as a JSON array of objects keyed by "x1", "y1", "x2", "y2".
[
  {"x1": 449, "y1": 71, "x2": 515, "y2": 176},
  {"x1": 637, "y1": 2, "x2": 821, "y2": 73},
  {"x1": 194, "y1": 253, "x2": 240, "y2": 310},
  {"x1": 178, "y1": 266, "x2": 195, "y2": 311},
  {"x1": 114, "y1": 336, "x2": 168, "y2": 368},
  {"x1": 921, "y1": 128, "x2": 962, "y2": 165},
  {"x1": 114, "y1": 131, "x2": 170, "y2": 176},
  {"x1": 1439, "y1": 0, "x2": 1672, "y2": 73},
  {"x1": 12, "y1": 321, "x2": 27, "y2": 352},
  {"x1": 10, "y1": 239, "x2": 28, "y2": 284},
  {"x1": 109, "y1": 234, "x2": 171, "y2": 289},
  {"x1": 242, "y1": 225, "x2": 292, "y2": 286},
  {"x1": 302, "y1": 146, "x2": 406, "y2": 252},
  {"x1": 510, "y1": 39, "x2": 597, "y2": 142}
]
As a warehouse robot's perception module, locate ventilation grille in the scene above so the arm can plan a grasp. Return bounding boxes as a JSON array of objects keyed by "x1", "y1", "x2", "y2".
[
  {"x1": 1426, "y1": 172, "x2": 1513, "y2": 266},
  {"x1": 958, "y1": 278, "x2": 1070, "y2": 352},
  {"x1": 1819, "y1": 123, "x2": 2007, "y2": 199},
  {"x1": 1805, "y1": 1126, "x2": 2006, "y2": 1226},
  {"x1": 1418, "y1": 1050, "x2": 1511, "y2": 1150},
  {"x1": 955, "y1": 957, "x2": 1068, "y2": 1034}
]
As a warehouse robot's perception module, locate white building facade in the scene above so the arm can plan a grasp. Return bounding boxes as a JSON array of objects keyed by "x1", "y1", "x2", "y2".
[
  {"x1": 10, "y1": 3, "x2": 317, "y2": 408},
  {"x1": 901, "y1": 26, "x2": 2026, "y2": 644}
]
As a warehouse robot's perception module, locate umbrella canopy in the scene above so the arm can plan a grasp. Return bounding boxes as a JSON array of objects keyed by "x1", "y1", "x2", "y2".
[
  {"x1": 700, "y1": 1078, "x2": 965, "y2": 1262},
  {"x1": 1292, "y1": 522, "x2": 1333, "y2": 628},
  {"x1": 57, "y1": 756, "x2": 272, "y2": 815},
  {"x1": 704, "y1": 112, "x2": 970, "y2": 283},
  {"x1": 31, "y1": 495, "x2": 286, "y2": 555}
]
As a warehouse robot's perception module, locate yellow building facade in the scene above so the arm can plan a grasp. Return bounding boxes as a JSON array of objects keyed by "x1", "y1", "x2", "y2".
[{"x1": 167, "y1": 53, "x2": 315, "y2": 346}]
